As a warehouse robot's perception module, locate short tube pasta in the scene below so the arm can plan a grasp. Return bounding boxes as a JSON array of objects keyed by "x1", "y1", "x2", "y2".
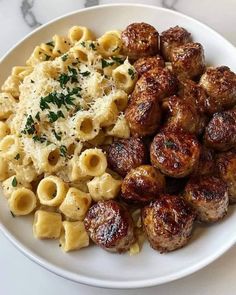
[
  {"x1": 106, "y1": 115, "x2": 130, "y2": 139},
  {"x1": 60, "y1": 221, "x2": 89, "y2": 252},
  {"x1": 92, "y1": 98, "x2": 118, "y2": 127},
  {"x1": 68, "y1": 26, "x2": 95, "y2": 44},
  {"x1": 0, "y1": 122, "x2": 10, "y2": 139},
  {"x1": 112, "y1": 60, "x2": 137, "y2": 94},
  {"x1": 87, "y1": 172, "x2": 122, "y2": 201},
  {"x1": 0, "y1": 93, "x2": 17, "y2": 119},
  {"x1": 111, "y1": 90, "x2": 128, "y2": 111},
  {"x1": 0, "y1": 157, "x2": 9, "y2": 181},
  {"x1": 0, "y1": 135, "x2": 20, "y2": 160},
  {"x1": 97, "y1": 31, "x2": 122, "y2": 57},
  {"x1": 37, "y1": 175, "x2": 68, "y2": 206},
  {"x1": 59, "y1": 187, "x2": 91, "y2": 220},
  {"x1": 52, "y1": 35, "x2": 71, "y2": 57},
  {"x1": 78, "y1": 148, "x2": 107, "y2": 177},
  {"x1": 8, "y1": 188, "x2": 37, "y2": 216},
  {"x1": 33, "y1": 210, "x2": 62, "y2": 239},
  {"x1": 2, "y1": 175, "x2": 31, "y2": 199},
  {"x1": 74, "y1": 112, "x2": 100, "y2": 141}
]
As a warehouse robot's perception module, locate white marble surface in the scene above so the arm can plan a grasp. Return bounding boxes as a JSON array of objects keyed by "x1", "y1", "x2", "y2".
[{"x1": 0, "y1": 0, "x2": 236, "y2": 294}]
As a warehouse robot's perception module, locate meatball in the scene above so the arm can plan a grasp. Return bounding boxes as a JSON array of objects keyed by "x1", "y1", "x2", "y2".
[
  {"x1": 142, "y1": 194, "x2": 195, "y2": 253},
  {"x1": 121, "y1": 22, "x2": 159, "y2": 60},
  {"x1": 133, "y1": 55, "x2": 165, "y2": 77},
  {"x1": 162, "y1": 95, "x2": 206, "y2": 134},
  {"x1": 125, "y1": 92, "x2": 161, "y2": 137},
  {"x1": 192, "y1": 146, "x2": 216, "y2": 177},
  {"x1": 107, "y1": 137, "x2": 147, "y2": 177},
  {"x1": 84, "y1": 200, "x2": 135, "y2": 253},
  {"x1": 160, "y1": 26, "x2": 191, "y2": 61},
  {"x1": 199, "y1": 66, "x2": 236, "y2": 114},
  {"x1": 178, "y1": 79, "x2": 208, "y2": 114},
  {"x1": 121, "y1": 165, "x2": 165, "y2": 204},
  {"x1": 150, "y1": 130, "x2": 200, "y2": 178},
  {"x1": 171, "y1": 42, "x2": 205, "y2": 80},
  {"x1": 204, "y1": 109, "x2": 236, "y2": 151},
  {"x1": 165, "y1": 177, "x2": 189, "y2": 195},
  {"x1": 133, "y1": 67, "x2": 178, "y2": 100},
  {"x1": 184, "y1": 176, "x2": 229, "y2": 223},
  {"x1": 217, "y1": 150, "x2": 236, "y2": 203}
]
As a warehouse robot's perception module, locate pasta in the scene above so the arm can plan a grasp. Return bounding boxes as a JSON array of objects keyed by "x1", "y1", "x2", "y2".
[
  {"x1": 87, "y1": 172, "x2": 122, "y2": 201},
  {"x1": 78, "y1": 148, "x2": 107, "y2": 176},
  {"x1": 33, "y1": 210, "x2": 62, "y2": 239},
  {"x1": 37, "y1": 175, "x2": 68, "y2": 206},
  {"x1": 60, "y1": 221, "x2": 89, "y2": 252},
  {"x1": 8, "y1": 188, "x2": 37, "y2": 216},
  {"x1": 0, "y1": 24, "x2": 135, "y2": 253},
  {"x1": 59, "y1": 187, "x2": 91, "y2": 220}
]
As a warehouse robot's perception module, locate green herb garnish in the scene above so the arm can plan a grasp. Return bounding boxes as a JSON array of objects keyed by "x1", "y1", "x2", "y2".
[
  {"x1": 48, "y1": 111, "x2": 65, "y2": 123},
  {"x1": 32, "y1": 135, "x2": 47, "y2": 143},
  {"x1": 46, "y1": 41, "x2": 54, "y2": 47},
  {"x1": 35, "y1": 112, "x2": 40, "y2": 121},
  {"x1": 61, "y1": 54, "x2": 68, "y2": 62},
  {"x1": 12, "y1": 177, "x2": 18, "y2": 187},
  {"x1": 14, "y1": 153, "x2": 20, "y2": 160},
  {"x1": 52, "y1": 129, "x2": 62, "y2": 141},
  {"x1": 80, "y1": 71, "x2": 90, "y2": 77},
  {"x1": 101, "y1": 59, "x2": 115, "y2": 69},
  {"x1": 60, "y1": 145, "x2": 67, "y2": 157},
  {"x1": 111, "y1": 56, "x2": 124, "y2": 64},
  {"x1": 164, "y1": 140, "x2": 176, "y2": 148},
  {"x1": 22, "y1": 115, "x2": 36, "y2": 135},
  {"x1": 128, "y1": 68, "x2": 135, "y2": 80}
]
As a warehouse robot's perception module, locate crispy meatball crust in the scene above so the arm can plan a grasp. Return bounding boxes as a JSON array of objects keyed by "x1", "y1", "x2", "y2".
[
  {"x1": 84, "y1": 200, "x2": 135, "y2": 253},
  {"x1": 204, "y1": 109, "x2": 236, "y2": 151},
  {"x1": 178, "y1": 79, "x2": 208, "y2": 114},
  {"x1": 162, "y1": 95, "x2": 206, "y2": 134},
  {"x1": 142, "y1": 194, "x2": 195, "y2": 253},
  {"x1": 199, "y1": 66, "x2": 236, "y2": 114},
  {"x1": 133, "y1": 67, "x2": 178, "y2": 100},
  {"x1": 107, "y1": 138, "x2": 147, "y2": 177},
  {"x1": 171, "y1": 42, "x2": 205, "y2": 80},
  {"x1": 125, "y1": 92, "x2": 161, "y2": 137},
  {"x1": 121, "y1": 22, "x2": 159, "y2": 60},
  {"x1": 217, "y1": 150, "x2": 236, "y2": 203},
  {"x1": 184, "y1": 176, "x2": 229, "y2": 223},
  {"x1": 133, "y1": 55, "x2": 165, "y2": 78},
  {"x1": 150, "y1": 130, "x2": 200, "y2": 178},
  {"x1": 160, "y1": 26, "x2": 191, "y2": 61},
  {"x1": 192, "y1": 146, "x2": 216, "y2": 177},
  {"x1": 121, "y1": 165, "x2": 166, "y2": 204}
]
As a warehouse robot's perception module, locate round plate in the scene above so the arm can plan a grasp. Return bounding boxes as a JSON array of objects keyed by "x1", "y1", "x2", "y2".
[{"x1": 0, "y1": 3, "x2": 236, "y2": 289}]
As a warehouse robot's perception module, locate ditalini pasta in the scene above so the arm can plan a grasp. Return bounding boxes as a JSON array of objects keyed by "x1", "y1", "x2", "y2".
[{"x1": 0, "y1": 24, "x2": 136, "y2": 253}]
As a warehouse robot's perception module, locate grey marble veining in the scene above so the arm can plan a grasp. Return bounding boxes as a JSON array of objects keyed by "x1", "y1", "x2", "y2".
[{"x1": 21, "y1": 0, "x2": 41, "y2": 28}]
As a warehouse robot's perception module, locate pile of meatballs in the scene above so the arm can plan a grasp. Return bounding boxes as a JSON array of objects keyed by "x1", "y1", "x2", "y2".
[{"x1": 84, "y1": 23, "x2": 236, "y2": 254}]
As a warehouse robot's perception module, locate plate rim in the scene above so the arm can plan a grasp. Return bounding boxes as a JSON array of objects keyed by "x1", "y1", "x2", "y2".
[{"x1": 0, "y1": 3, "x2": 236, "y2": 289}]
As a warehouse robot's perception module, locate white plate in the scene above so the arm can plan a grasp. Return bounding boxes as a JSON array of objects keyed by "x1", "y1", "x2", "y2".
[{"x1": 0, "y1": 3, "x2": 236, "y2": 289}]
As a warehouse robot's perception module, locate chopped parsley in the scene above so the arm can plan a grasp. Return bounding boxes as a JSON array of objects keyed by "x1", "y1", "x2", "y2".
[
  {"x1": 80, "y1": 71, "x2": 90, "y2": 77},
  {"x1": 80, "y1": 41, "x2": 86, "y2": 47},
  {"x1": 58, "y1": 73, "x2": 70, "y2": 88},
  {"x1": 35, "y1": 112, "x2": 40, "y2": 121},
  {"x1": 101, "y1": 59, "x2": 115, "y2": 69},
  {"x1": 12, "y1": 177, "x2": 18, "y2": 187},
  {"x1": 46, "y1": 41, "x2": 54, "y2": 47},
  {"x1": 61, "y1": 54, "x2": 68, "y2": 62},
  {"x1": 14, "y1": 153, "x2": 20, "y2": 160},
  {"x1": 10, "y1": 211, "x2": 15, "y2": 218},
  {"x1": 111, "y1": 56, "x2": 124, "y2": 64},
  {"x1": 22, "y1": 115, "x2": 36, "y2": 135},
  {"x1": 128, "y1": 68, "x2": 136, "y2": 80},
  {"x1": 52, "y1": 129, "x2": 62, "y2": 141},
  {"x1": 68, "y1": 66, "x2": 78, "y2": 83},
  {"x1": 164, "y1": 140, "x2": 176, "y2": 148},
  {"x1": 32, "y1": 135, "x2": 47, "y2": 143},
  {"x1": 60, "y1": 145, "x2": 67, "y2": 157},
  {"x1": 45, "y1": 54, "x2": 51, "y2": 61},
  {"x1": 48, "y1": 110, "x2": 65, "y2": 123},
  {"x1": 31, "y1": 79, "x2": 35, "y2": 83},
  {"x1": 89, "y1": 42, "x2": 96, "y2": 50}
]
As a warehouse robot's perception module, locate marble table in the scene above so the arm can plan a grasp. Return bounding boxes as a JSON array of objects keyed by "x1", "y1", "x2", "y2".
[{"x1": 1, "y1": 1, "x2": 236, "y2": 294}]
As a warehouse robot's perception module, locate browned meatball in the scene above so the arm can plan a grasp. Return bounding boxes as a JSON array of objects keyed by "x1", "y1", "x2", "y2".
[
  {"x1": 217, "y1": 150, "x2": 236, "y2": 203},
  {"x1": 142, "y1": 194, "x2": 195, "y2": 252},
  {"x1": 121, "y1": 22, "x2": 159, "y2": 60},
  {"x1": 121, "y1": 165, "x2": 165, "y2": 204},
  {"x1": 199, "y1": 66, "x2": 236, "y2": 114},
  {"x1": 160, "y1": 26, "x2": 191, "y2": 61},
  {"x1": 84, "y1": 200, "x2": 134, "y2": 253},
  {"x1": 162, "y1": 95, "x2": 206, "y2": 134},
  {"x1": 178, "y1": 79, "x2": 208, "y2": 114},
  {"x1": 125, "y1": 92, "x2": 161, "y2": 137},
  {"x1": 165, "y1": 177, "x2": 189, "y2": 195},
  {"x1": 150, "y1": 130, "x2": 200, "y2": 178},
  {"x1": 184, "y1": 176, "x2": 229, "y2": 223},
  {"x1": 171, "y1": 42, "x2": 205, "y2": 80},
  {"x1": 133, "y1": 67, "x2": 178, "y2": 100},
  {"x1": 192, "y1": 146, "x2": 216, "y2": 177},
  {"x1": 204, "y1": 109, "x2": 236, "y2": 151},
  {"x1": 133, "y1": 55, "x2": 165, "y2": 77},
  {"x1": 107, "y1": 137, "x2": 147, "y2": 177}
]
